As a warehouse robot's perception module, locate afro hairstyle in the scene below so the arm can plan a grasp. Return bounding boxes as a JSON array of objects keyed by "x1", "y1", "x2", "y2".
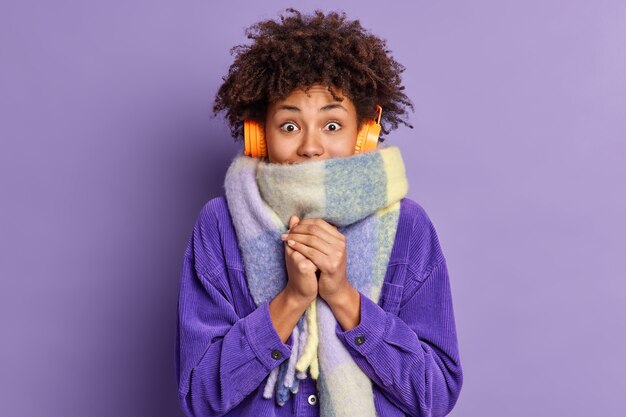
[{"x1": 212, "y1": 7, "x2": 414, "y2": 142}]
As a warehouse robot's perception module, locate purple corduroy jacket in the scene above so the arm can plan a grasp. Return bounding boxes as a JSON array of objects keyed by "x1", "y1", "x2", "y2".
[{"x1": 175, "y1": 195, "x2": 463, "y2": 416}]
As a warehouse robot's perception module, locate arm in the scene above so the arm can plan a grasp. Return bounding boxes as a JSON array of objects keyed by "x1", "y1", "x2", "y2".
[
  {"x1": 269, "y1": 288, "x2": 311, "y2": 343},
  {"x1": 176, "y1": 255, "x2": 294, "y2": 417},
  {"x1": 335, "y1": 260, "x2": 463, "y2": 417}
]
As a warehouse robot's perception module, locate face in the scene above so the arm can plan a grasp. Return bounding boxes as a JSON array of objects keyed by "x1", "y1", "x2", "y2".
[{"x1": 263, "y1": 84, "x2": 359, "y2": 164}]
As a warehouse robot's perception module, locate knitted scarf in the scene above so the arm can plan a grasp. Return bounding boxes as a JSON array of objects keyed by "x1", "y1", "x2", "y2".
[{"x1": 223, "y1": 143, "x2": 408, "y2": 416}]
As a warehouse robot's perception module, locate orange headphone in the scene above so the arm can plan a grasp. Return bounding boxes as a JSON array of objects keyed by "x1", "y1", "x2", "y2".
[{"x1": 243, "y1": 105, "x2": 383, "y2": 158}]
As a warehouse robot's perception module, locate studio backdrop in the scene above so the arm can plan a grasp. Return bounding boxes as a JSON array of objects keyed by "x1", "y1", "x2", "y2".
[{"x1": 1, "y1": 1, "x2": 624, "y2": 416}]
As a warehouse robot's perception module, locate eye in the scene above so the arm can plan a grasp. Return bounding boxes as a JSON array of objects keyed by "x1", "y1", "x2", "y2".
[
  {"x1": 279, "y1": 122, "x2": 299, "y2": 133},
  {"x1": 325, "y1": 121, "x2": 342, "y2": 132}
]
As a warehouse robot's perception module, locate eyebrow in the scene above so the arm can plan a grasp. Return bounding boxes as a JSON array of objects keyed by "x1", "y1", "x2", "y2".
[{"x1": 275, "y1": 104, "x2": 348, "y2": 113}]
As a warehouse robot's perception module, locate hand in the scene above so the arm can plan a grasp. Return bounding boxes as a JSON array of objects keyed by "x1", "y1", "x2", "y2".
[
  {"x1": 280, "y1": 217, "x2": 352, "y2": 304},
  {"x1": 283, "y1": 215, "x2": 318, "y2": 305}
]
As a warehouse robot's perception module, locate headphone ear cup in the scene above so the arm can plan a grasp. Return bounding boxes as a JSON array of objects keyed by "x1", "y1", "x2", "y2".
[
  {"x1": 355, "y1": 105, "x2": 383, "y2": 154},
  {"x1": 244, "y1": 120, "x2": 253, "y2": 156},
  {"x1": 247, "y1": 110, "x2": 380, "y2": 157},
  {"x1": 244, "y1": 120, "x2": 267, "y2": 158},
  {"x1": 355, "y1": 120, "x2": 381, "y2": 153}
]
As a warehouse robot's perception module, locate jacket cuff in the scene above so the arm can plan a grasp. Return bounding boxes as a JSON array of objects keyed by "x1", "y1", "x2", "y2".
[
  {"x1": 244, "y1": 300, "x2": 293, "y2": 371},
  {"x1": 335, "y1": 291, "x2": 387, "y2": 355}
]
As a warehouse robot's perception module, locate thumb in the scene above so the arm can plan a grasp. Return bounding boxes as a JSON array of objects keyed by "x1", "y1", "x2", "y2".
[{"x1": 289, "y1": 215, "x2": 299, "y2": 229}]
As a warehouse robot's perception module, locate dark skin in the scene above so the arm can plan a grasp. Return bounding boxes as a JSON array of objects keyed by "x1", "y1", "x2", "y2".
[
  {"x1": 282, "y1": 216, "x2": 361, "y2": 323},
  {"x1": 266, "y1": 84, "x2": 366, "y2": 343},
  {"x1": 269, "y1": 215, "x2": 361, "y2": 344}
]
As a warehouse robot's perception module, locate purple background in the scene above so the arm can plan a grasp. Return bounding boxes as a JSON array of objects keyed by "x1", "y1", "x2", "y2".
[{"x1": 1, "y1": 1, "x2": 624, "y2": 416}]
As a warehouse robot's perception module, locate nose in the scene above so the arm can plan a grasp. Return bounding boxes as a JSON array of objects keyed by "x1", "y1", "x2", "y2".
[{"x1": 297, "y1": 127, "x2": 325, "y2": 159}]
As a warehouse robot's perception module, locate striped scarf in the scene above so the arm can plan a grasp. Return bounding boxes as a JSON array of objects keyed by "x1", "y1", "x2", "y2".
[{"x1": 223, "y1": 143, "x2": 408, "y2": 416}]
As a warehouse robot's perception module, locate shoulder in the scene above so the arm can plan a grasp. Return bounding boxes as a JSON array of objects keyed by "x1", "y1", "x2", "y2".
[
  {"x1": 398, "y1": 197, "x2": 446, "y2": 278},
  {"x1": 185, "y1": 195, "x2": 233, "y2": 275},
  {"x1": 192, "y1": 195, "x2": 230, "y2": 239},
  {"x1": 197, "y1": 195, "x2": 230, "y2": 223}
]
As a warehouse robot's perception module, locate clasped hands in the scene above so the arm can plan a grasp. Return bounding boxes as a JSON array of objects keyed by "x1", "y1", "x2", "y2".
[{"x1": 280, "y1": 215, "x2": 354, "y2": 306}]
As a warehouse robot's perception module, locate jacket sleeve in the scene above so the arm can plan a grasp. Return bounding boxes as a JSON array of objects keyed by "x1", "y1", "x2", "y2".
[
  {"x1": 176, "y1": 202, "x2": 294, "y2": 416},
  {"x1": 335, "y1": 206, "x2": 463, "y2": 416},
  {"x1": 335, "y1": 262, "x2": 462, "y2": 416}
]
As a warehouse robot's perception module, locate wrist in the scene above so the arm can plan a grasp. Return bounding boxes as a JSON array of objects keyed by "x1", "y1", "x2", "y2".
[
  {"x1": 321, "y1": 280, "x2": 354, "y2": 307},
  {"x1": 325, "y1": 285, "x2": 361, "y2": 331},
  {"x1": 269, "y1": 289, "x2": 312, "y2": 343},
  {"x1": 283, "y1": 286, "x2": 316, "y2": 310}
]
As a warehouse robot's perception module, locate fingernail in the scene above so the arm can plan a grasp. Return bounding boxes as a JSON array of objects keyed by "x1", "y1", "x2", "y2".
[
  {"x1": 288, "y1": 240, "x2": 295, "y2": 245},
  {"x1": 280, "y1": 234, "x2": 287, "y2": 240}
]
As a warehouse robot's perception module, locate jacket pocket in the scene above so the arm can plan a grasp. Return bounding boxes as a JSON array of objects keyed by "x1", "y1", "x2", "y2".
[
  {"x1": 378, "y1": 264, "x2": 407, "y2": 315},
  {"x1": 379, "y1": 281, "x2": 403, "y2": 315}
]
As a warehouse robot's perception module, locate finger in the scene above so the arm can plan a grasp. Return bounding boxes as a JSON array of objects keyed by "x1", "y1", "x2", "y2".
[
  {"x1": 282, "y1": 223, "x2": 341, "y2": 247},
  {"x1": 289, "y1": 215, "x2": 299, "y2": 229},
  {"x1": 285, "y1": 238, "x2": 326, "y2": 266},
  {"x1": 285, "y1": 229, "x2": 309, "y2": 259},
  {"x1": 297, "y1": 218, "x2": 346, "y2": 243},
  {"x1": 283, "y1": 232, "x2": 334, "y2": 256},
  {"x1": 294, "y1": 218, "x2": 344, "y2": 242},
  {"x1": 286, "y1": 240, "x2": 316, "y2": 268}
]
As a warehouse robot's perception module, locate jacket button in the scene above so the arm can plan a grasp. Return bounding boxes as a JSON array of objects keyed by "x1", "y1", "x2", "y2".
[
  {"x1": 355, "y1": 335, "x2": 366, "y2": 346},
  {"x1": 271, "y1": 349, "x2": 282, "y2": 360},
  {"x1": 307, "y1": 394, "x2": 318, "y2": 405}
]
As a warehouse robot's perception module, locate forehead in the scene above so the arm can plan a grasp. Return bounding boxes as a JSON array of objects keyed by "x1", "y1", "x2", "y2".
[
  {"x1": 268, "y1": 84, "x2": 355, "y2": 112},
  {"x1": 281, "y1": 85, "x2": 342, "y2": 101}
]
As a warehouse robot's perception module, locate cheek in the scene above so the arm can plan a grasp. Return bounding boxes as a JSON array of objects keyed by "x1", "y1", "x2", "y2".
[
  {"x1": 328, "y1": 136, "x2": 358, "y2": 156},
  {"x1": 266, "y1": 136, "x2": 296, "y2": 162},
  {"x1": 339, "y1": 129, "x2": 359, "y2": 151}
]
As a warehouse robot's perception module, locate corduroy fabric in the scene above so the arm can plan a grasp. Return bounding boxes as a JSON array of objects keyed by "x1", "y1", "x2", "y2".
[
  {"x1": 176, "y1": 195, "x2": 464, "y2": 416},
  {"x1": 223, "y1": 145, "x2": 408, "y2": 415}
]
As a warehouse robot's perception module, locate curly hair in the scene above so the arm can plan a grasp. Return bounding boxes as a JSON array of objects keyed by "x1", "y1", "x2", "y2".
[{"x1": 212, "y1": 8, "x2": 414, "y2": 142}]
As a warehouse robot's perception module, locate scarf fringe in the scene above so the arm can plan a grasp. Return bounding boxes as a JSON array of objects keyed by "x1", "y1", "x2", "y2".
[{"x1": 224, "y1": 145, "x2": 408, "y2": 414}]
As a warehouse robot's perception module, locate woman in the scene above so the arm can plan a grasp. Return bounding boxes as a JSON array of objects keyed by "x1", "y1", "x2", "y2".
[{"x1": 176, "y1": 8, "x2": 463, "y2": 417}]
